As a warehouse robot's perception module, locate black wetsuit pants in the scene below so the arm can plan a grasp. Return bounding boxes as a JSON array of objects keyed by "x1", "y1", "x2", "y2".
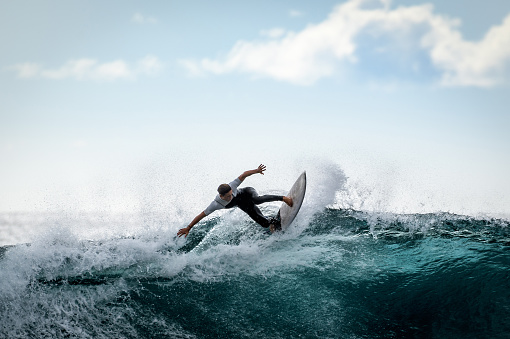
[{"x1": 225, "y1": 187, "x2": 283, "y2": 228}]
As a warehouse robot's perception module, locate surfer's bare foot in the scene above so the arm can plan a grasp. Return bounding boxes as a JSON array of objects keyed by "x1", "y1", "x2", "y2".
[{"x1": 283, "y1": 196, "x2": 293, "y2": 207}]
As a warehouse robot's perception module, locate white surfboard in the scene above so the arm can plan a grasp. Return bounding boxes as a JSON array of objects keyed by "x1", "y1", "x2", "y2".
[{"x1": 279, "y1": 171, "x2": 307, "y2": 230}]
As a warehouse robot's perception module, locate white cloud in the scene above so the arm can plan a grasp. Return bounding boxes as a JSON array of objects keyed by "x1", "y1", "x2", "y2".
[
  {"x1": 38, "y1": 59, "x2": 131, "y2": 81},
  {"x1": 260, "y1": 28, "x2": 287, "y2": 39},
  {"x1": 183, "y1": 0, "x2": 510, "y2": 87},
  {"x1": 137, "y1": 55, "x2": 163, "y2": 75},
  {"x1": 10, "y1": 56, "x2": 163, "y2": 81},
  {"x1": 289, "y1": 10, "x2": 304, "y2": 18},
  {"x1": 179, "y1": 59, "x2": 204, "y2": 77},
  {"x1": 132, "y1": 12, "x2": 158, "y2": 24},
  {"x1": 423, "y1": 12, "x2": 510, "y2": 87},
  {"x1": 10, "y1": 63, "x2": 41, "y2": 78}
]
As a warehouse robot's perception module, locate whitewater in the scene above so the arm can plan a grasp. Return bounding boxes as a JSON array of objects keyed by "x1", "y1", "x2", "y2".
[{"x1": 1, "y1": 165, "x2": 509, "y2": 338}]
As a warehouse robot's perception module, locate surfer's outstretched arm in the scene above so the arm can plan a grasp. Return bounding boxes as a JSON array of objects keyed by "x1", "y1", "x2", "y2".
[
  {"x1": 178, "y1": 211, "x2": 206, "y2": 237},
  {"x1": 238, "y1": 164, "x2": 266, "y2": 182}
]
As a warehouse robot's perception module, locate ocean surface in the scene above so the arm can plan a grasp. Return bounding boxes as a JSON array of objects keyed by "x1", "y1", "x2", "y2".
[{"x1": 1, "y1": 207, "x2": 509, "y2": 339}]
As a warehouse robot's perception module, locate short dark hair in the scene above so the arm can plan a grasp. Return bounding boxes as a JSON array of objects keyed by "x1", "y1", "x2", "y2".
[{"x1": 217, "y1": 184, "x2": 232, "y2": 196}]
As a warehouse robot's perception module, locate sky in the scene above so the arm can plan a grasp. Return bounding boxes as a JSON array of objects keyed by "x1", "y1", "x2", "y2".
[{"x1": 1, "y1": 0, "x2": 510, "y2": 217}]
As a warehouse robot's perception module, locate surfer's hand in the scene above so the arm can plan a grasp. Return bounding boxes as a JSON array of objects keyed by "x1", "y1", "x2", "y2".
[
  {"x1": 177, "y1": 226, "x2": 190, "y2": 238},
  {"x1": 239, "y1": 164, "x2": 266, "y2": 182}
]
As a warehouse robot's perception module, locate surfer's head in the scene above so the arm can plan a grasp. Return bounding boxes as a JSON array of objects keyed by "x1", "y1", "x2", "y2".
[{"x1": 218, "y1": 184, "x2": 233, "y2": 202}]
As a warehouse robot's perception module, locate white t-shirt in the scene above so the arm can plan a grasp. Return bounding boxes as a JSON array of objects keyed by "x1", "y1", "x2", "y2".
[{"x1": 203, "y1": 178, "x2": 242, "y2": 216}]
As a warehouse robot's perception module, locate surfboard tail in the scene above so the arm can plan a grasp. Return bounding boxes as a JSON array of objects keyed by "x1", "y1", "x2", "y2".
[{"x1": 279, "y1": 171, "x2": 307, "y2": 230}]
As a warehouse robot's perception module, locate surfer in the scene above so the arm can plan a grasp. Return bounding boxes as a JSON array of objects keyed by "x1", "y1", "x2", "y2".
[{"x1": 177, "y1": 164, "x2": 293, "y2": 237}]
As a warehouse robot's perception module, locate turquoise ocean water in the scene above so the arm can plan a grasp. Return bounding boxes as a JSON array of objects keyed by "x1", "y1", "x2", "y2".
[{"x1": 1, "y1": 207, "x2": 509, "y2": 338}]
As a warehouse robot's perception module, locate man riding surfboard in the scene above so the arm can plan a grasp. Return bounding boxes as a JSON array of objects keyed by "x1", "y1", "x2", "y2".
[{"x1": 177, "y1": 164, "x2": 293, "y2": 237}]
